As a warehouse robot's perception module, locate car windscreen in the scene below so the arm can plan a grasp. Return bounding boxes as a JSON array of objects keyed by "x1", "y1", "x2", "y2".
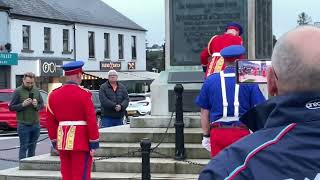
[
  {"x1": 129, "y1": 95, "x2": 146, "y2": 102},
  {"x1": 91, "y1": 92, "x2": 100, "y2": 104},
  {"x1": 40, "y1": 91, "x2": 48, "y2": 104},
  {"x1": 0, "y1": 92, "x2": 12, "y2": 102}
]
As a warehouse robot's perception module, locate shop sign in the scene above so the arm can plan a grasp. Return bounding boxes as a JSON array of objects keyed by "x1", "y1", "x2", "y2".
[
  {"x1": 0, "y1": 53, "x2": 18, "y2": 65},
  {"x1": 40, "y1": 60, "x2": 63, "y2": 77},
  {"x1": 100, "y1": 61, "x2": 121, "y2": 71},
  {"x1": 128, "y1": 62, "x2": 136, "y2": 70}
]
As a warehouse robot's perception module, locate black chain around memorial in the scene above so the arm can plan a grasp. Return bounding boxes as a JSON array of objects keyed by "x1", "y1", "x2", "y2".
[{"x1": 151, "y1": 150, "x2": 204, "y2": 167}]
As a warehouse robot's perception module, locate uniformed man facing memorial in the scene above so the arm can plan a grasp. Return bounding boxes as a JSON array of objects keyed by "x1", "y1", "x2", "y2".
[
  {"x1": 200, "y1": 22, "x2": 243, "y2": 78},
  {"x1": 46, "y1": 61, "x2": 99, "y2": 180},
  {"x1": 196, "y1": 45, "x2": 265, "y2": 157}
]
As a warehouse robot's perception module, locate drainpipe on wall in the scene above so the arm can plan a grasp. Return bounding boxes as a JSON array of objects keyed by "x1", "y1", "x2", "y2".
[{"x1": 73, "y1": 24, "x2": 76, "y2": 61}]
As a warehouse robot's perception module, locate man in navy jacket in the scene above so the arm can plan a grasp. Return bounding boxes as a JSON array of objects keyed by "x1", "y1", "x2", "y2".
[{"x1": 199, "y1": 26, "x2": 320, "y2": 180}]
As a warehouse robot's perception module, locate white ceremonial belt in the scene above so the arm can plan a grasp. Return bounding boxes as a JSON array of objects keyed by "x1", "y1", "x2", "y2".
[
  {"x1": 59, "y1": 121, "x2": 87, "y2": 126},
  {"x1": 214, "y1": 117, "x2": 238, "y2": 123},
  {"x1": 211, "y1": 52, "x2": 221, "y2": 57}
]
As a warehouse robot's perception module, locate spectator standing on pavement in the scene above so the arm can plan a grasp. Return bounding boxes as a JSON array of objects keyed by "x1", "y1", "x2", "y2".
[
  {"x1": 199, "y1": 26, "x2": 320, "y2": 180},
  {"x1": 9, "y1": 72, "x2": 44, "y2": 160},
  {"x1": 99, "y1": 70, "x2": 129, "y2": 128},
  {"x1": 46, "y1": 61, "x2": 99, "y2": 179}
]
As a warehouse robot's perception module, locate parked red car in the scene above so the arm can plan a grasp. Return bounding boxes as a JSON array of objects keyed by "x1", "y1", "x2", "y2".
[{"x1": 0, "y1": 89, "x2": 48, "y2": 129}]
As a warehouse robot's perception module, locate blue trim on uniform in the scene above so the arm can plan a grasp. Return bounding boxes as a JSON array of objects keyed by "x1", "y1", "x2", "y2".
[
  {"x1": 226, "y1": 22, "x2": 243, "y2": 35},
  {"x1": 82, "y1": 152, "x2": 89, "y2": 180},
  {"x1": 51, "y1": 141, "x2": 57, "y2": 149},
  {"x1": 89, "y1": 141, "x2": 99, "y2": 150},
  {"x1": 225, "y1": 123, "x2": 297, "y2": 180},
  {"x1": 220, "y1": 45, "x2": 245, "y2": 58},
  {"x1": 62, "y1": 61, "x2": 84, "y2": 71}
]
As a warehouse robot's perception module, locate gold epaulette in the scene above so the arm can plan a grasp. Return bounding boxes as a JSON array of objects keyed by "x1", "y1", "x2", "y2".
[
  {"x1": 47, "y1": 92, "x2": 54, "y2": 115},
  {"x1": 207, "y1": 35, "x2": 217, "y2": 56}
]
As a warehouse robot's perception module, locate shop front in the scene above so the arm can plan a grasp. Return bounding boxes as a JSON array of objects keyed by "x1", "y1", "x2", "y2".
[
  {"x1": 38, "y1": 59, "x2": 64, "y2": 92},
  {"x1": 13, "y1": 58, "x2": 67, "y2": 93},
  {"x1": 0, "y1": 53, "x2": 18, "y2": 89},
  {"x1": 82, "y1": 61, "x2": 159, "y2": 93}
]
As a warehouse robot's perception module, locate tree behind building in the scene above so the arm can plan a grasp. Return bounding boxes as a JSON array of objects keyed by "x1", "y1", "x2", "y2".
[{"x1": 297, "y1": 12, "x2": 312, "y2": 25}]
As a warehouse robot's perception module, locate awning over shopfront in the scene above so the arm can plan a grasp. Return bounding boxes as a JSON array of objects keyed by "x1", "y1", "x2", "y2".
[{"x1": 83, "y1": 71, "x2": 159, "y2": 81}]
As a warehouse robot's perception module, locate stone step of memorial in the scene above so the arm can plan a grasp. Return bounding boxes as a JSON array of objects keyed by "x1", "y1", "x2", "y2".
[{"x1": 0, "y1": 168, "x2": 199, "y2": 180}]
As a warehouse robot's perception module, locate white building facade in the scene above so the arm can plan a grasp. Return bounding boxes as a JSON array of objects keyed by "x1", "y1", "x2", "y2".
[
  {"x1": 1, "y1": 0, "x2": 148, "y2": 92},
  {"x1": 0, "y1": 3, "x2": 11, "y2": 89},
  {"x1": 9, "y1": 19, "x2": 74, "y2": 90},
  {"x1": 75, "y1": 23, "x2": 146, "y2": 71}
]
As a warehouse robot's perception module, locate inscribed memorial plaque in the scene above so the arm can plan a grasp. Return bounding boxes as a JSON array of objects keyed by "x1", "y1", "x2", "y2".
[{"x1": 170, "y1": 0, "x2": 248, "y2": 66}]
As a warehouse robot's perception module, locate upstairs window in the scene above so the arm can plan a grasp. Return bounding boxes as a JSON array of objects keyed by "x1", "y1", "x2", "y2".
[
  {"x1": 118, "y1": 34, "x2": 124, "y2": 59},
  {"x1": 88, "y1": 31, "x2": 95, "y2": 58},
  {"x1": 22, "y1": 25, "x2": 31, "y2": 50},
  {"x1": 131, "y1": 36, "x2": 137, "y2": 60},
  {"x1": 104, "y1": 33, "x2": 110, "y2": 59},
  {"x1": 63, "y1": 29, "x2": 69, "y2": 52},
  {"x1": 44, "y1": 27, "x2": 51, "y2": 51}
]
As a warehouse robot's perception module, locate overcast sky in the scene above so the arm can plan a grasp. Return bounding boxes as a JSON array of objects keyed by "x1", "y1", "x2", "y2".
[{"x1": 102, "y1": 0, "x2": 320, "y2": 45}]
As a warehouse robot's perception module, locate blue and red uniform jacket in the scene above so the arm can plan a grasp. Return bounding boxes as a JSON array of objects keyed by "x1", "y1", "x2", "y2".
[
  {"x1": 196, "y1": 67, "x2": 266, "y2": 124},
  {"x1": 199, "y1": 92, "x2": 320, "y2": 180}
]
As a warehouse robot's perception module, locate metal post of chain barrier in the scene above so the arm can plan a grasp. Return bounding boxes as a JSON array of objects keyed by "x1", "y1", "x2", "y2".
[
  {"x1": 140, "y1": 138, "x2": 151, "y2": 180},
  {"x1": 174, "y1": 84, "x2": 186, "y2": 160}
]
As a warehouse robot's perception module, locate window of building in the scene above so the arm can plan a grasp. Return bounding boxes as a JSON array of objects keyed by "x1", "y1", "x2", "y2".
[
  {"x1": 22, "y1": 25, "x2": 31, "y2": 50},
  {"x1": 63, "y1": 29, "x2": 69, "y2": 52},
  {"x1": 44, "y1": 27, "x2": 51, "y2": 51},
  {"x1": 0, "y1": 66, "x2": 10, "y2": 89},
  {"x1": 88, "y1": 31, "x2": 95, "y2": 58},
  {"x1": 131, "y1": 36, "x2": 137, "y2": 60},
  {"x1": 104, "y1": 33, "x2": 110, "y2": 59},
  {"x1": 118, "y1": 34, "x2": 124, "y2": 59}
]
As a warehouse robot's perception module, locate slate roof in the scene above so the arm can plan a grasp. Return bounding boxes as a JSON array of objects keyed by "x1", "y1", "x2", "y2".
[
  {"x1": 0, "y1": 0, "x2": 10, "y2": 9},
  {"x1": 0, "y1": 0, "x2": 146, "y2": 31}
]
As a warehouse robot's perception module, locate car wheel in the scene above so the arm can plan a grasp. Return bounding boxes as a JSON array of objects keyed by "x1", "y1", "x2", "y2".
[
  {"x1": 123, "y1": 116, "x2": 130, "y2": 124},
  {"x1": 96, "y1": 114, "x2": 102, "y2": 128}
]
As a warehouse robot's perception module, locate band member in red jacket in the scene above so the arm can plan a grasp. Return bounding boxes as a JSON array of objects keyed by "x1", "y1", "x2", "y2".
[
  {"x1": 46, "y1": 61, "x2": 99, "y2": 180},
  {"x1": 200, "y1": 22, "x2": 243, "y2": 78}
]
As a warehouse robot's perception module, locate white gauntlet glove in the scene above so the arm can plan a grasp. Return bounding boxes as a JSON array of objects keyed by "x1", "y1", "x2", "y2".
[{"x1": 202, "y1": 136, "x2": 211, "y2": 152}]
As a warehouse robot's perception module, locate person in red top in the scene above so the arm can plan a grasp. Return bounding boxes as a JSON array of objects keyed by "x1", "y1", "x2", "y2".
[
  {"x1": 253, "y1": 67, "x2": 258, "y2": 76},
  {"x1": 262, "y1": 67, "x2": 267, "y2": 77},
  {"x1": 200, "y1": 22, "x2": 243, "y2": 78},
  {"x1": 46, "y1": 61, "x2": 99, "y2": 180}
]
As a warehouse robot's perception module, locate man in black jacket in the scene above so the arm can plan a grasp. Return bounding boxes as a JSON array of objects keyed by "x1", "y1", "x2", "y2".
[
  {"x1": 199, "y1": 26, "x2": 320, "y2": 180},
  {"x1": 99, "y1": 70, "x2": 129, "y2": 128}
]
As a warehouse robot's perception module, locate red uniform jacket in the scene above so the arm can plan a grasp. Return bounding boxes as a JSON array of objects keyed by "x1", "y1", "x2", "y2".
[
  {"x1": 200, "y1": 34, "x2": 243, "y2": 77},
  {"x1": 46, "y1": 82, "x2": 99, "y2": 151}
]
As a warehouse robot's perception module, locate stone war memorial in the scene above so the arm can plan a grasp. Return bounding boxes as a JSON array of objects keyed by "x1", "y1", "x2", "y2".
[{"x1": 150, "y1": 0, "x2": 272, "y2": 120}]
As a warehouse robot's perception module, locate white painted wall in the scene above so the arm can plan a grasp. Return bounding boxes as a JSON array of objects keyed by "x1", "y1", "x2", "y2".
[
  {"x1": 8, "y1": 19, "x2": 147, "y2": 88},
  {"x1": 10, "y1": 19, "x2": 74, "y2": 58},
  {"x1": 9, "y1": 19, "x2": 74, "y2": 88},
  {"x1": 0, "y1": 11, "x2": 9, "y2": 45},
  {"x1": 75, "y1": 24, "x2": 146, "y2": 71}
]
